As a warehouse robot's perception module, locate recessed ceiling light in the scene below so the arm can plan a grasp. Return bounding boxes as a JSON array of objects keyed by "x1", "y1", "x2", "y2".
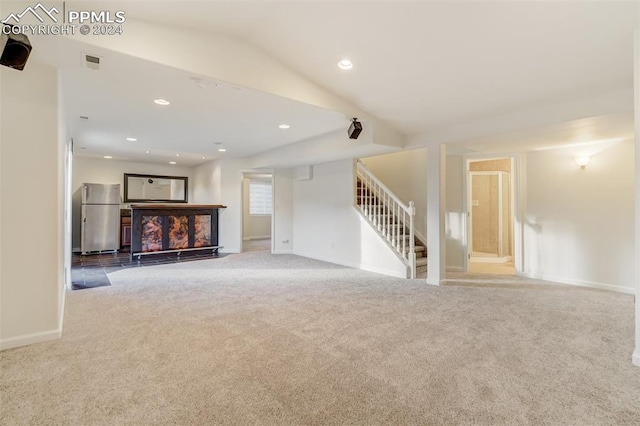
[
  {"x1": 176, "y1": 154, "x2": 180, "y2": 157},
  {"x1": 104, "y1": 156, "x2": 112, "y2": 159},
  {"x1": 218, "y1": 148, "x2": 227, "y2": 152},
  {"x1": 126, "y1": 137, "x2": 137, "y2": 142},
  {"x1": 145, "y1": 150, "x2": 150, "y2": 154},
  {"x1": 202, "y1": 156, "x2": 206, "y2": 160},
  {"x1": 169, "y1": 161, "x2": 177, "y2": 164},
  {"x1": 154, "y1": 99, "x2": 170, "y2": 106},
  {"x1": 278, "y1": 124, "x2": 290, "y2": 129},
  {"x1": 338, "y1": 59, "x2": 353, "y2": 70}
]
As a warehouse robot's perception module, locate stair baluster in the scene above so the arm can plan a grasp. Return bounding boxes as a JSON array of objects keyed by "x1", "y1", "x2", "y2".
[{"x1": 355, "y1": 161, "x2": 422, "y2": 278}]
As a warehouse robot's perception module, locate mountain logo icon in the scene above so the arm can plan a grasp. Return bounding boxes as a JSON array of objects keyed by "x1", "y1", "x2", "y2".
[{"x1": 2, "y1": 2, "x2": 60, "y2": 24}]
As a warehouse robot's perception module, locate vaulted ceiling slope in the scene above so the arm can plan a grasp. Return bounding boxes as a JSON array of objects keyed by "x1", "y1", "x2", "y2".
[
  {"x1": 103, "y1": 1, "x2": 638, "y2": 137},
  {"x1": 26, "y1": 1, "x2": 638, "y2": 167}
]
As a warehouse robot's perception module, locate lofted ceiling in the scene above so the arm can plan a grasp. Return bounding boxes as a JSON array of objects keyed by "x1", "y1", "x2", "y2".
[
  {"x1": 30, "y1": 1, "x2": 639, "y2": 166},
  {"x1": 100, "y1": 0, "x2": 639, "y2": 136}
]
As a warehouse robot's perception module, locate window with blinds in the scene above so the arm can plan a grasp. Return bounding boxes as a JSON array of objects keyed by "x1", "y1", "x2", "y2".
[{"x1": 249, "y1": 180, "x2": 273, "y2": 215}]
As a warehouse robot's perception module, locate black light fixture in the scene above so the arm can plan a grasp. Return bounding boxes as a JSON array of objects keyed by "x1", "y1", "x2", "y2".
[{"x1": 348, "y1": 118, "x2": 362, "y2": 140}]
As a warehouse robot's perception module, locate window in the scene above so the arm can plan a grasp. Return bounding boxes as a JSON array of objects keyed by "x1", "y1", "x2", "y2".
[{"x1": 249, "y1": 180, "x2": 272, "y2": 215}]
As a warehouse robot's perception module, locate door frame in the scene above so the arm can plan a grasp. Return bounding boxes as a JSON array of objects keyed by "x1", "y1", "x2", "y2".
[
  {"x1": 462, "y1": 153, "x2": 523, "y2": 273},
  {"x1": 240, "y1": 170, "x2": 275, "y2": 253}
]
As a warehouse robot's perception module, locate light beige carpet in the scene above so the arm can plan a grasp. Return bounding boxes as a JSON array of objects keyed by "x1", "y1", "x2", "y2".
[{"x1": 1, "y1": 250, "x2": 639, "y2": 425}]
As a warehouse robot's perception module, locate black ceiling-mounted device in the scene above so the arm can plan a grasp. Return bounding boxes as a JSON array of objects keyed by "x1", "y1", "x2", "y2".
[
  {"x1": 0, "y1": 25, "x2": 32, "y2": 71},
  {"x1": 348, "y1": 118, "x2": 362, "y2": 140}
]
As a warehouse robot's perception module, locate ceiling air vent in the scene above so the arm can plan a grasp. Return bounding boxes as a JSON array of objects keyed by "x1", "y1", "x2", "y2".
[{"x1": 83, "y1": 54, "x2": 100, "y2": 70}]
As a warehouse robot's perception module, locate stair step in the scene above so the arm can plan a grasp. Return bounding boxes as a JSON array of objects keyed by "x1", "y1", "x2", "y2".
[
  {"x1": 383, "y1": 224, "x2": 407, "y2": 229},
  {"x1": 357, "y1": 173, "x2": 429, "y2": 278}
]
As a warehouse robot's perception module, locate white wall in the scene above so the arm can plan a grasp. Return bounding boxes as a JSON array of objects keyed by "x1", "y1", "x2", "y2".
[
  {"x1": 60, "y1": 74, "x2": 71, "y2": 329},
  {"x1": 0, "y1": 61, "x2": 63, "y2": 349},
  {"x1": 192, "y1": 159, "x2": 221, "y2": 204},
  {"x1": 361, "y1": 148, "x2": 428, "y2": 239},
  {"x1": 220, "y1": 159, "x2": 250, "y2": 253},
  {"x1": 242, "y1": 176, "x2": 272, "y2": 240},
  {"x1": 522, "y1": 140, "x2": 635, "y2": 293},
  {"x1": 445, "y1": 154, "x2": 466, "y2": 271},
  {"x1": 273, "y1": 168, "x2": 294, "y2": 254},
  {"x1": 71, "y1": 156, "x2": 193, "y2": 251},
  {"x1": 191, "y1": 158, "x2": 249, "y2": 253},
  {"x1": 293, "y1": 159, "x2": 408, "y2": 278},
  {"x1": 72, "y1": 156, "x2": 193, "y2": 205}
]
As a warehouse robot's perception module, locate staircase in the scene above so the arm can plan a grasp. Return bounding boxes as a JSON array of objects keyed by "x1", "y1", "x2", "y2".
[{"x1": 355, "y1": 161, "x2": 427, "y2": 279}]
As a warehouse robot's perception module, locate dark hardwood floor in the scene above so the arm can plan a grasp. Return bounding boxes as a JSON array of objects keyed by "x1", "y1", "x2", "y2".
[{"x1": 71, "y1": 249, "x2": 225, "y2": 290}]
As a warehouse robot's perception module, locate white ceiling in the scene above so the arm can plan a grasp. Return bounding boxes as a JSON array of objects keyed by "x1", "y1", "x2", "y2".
[
  {"x1": 106, "y1": 0, "x2": 638, "y2": 135},
  {"x1": 32, "y1": 1, "x2": 639, "y2": 165},
  {"x1": 457, "y1": 112, "x2": 634, "y2": 154},
  {"x1": 33, "y1": 37, "x2": 349, "y2": 166}
]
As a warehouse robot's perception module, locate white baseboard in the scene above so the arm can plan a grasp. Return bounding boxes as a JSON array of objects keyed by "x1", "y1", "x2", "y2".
[
  {"x1": 272, "y1": 249, "x2": 293, "y2": 254},
  {"x1": 293, "y1": 250, "x2": 407, "y2": 279},
  {"x1": 0, "y1": 329, "x2": 62, "y2": 351},
  {"x1": 633, "y1": 349, "x2": 640, "y2": 367},
  {"x1": 446, "y1": 265, "x2": 464, "y2": 272},
  {"x1": 242, "y1": 236, "x2": 271, "y2": 241},
  {"x1": 518, "y1": 272, "x2": 635, "y2": 295},
  {"x1": 360, "y1": 264, "x2": 407, "y2": 279}
]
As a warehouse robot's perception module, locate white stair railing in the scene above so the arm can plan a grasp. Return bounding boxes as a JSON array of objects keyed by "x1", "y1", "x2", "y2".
[{"x1": 356, "y1": 161, "x2": 416, "y2": 278}]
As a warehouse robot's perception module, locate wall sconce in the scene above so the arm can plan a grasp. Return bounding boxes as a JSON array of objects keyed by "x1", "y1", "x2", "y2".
[{"x1": 575, "y1": 155, "x2": 591, "y2": 169}]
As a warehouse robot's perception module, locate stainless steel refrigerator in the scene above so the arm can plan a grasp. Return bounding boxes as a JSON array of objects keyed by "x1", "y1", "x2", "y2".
[{"x1": 81, "y1": 183, "x2": 121, "y2": 254}]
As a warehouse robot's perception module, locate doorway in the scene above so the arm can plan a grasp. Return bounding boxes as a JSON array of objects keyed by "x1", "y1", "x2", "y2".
[
  {"x1": 467, "y1": 158, "x2": 515, "y2": 275},
  {"x1": 241, "y1": 173, "x2": 273, "y2": 253}
]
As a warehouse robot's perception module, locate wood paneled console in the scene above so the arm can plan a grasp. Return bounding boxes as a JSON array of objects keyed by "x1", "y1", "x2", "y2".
[{"x1": 130, "y1": 204, "x2": 226, "y2": 259}]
